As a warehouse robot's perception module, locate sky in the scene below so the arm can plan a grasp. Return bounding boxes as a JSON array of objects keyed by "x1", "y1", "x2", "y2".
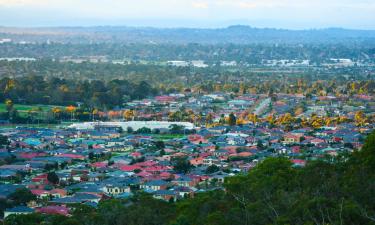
[{"x1": 0, "y1": 0, "x2": 374, "y2": 29}]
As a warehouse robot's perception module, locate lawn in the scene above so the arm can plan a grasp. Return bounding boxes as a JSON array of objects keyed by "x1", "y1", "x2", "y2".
[
  {"x1": 0, "y1": 103, "x2": 56, "y2": 113},
  {"x1": 152, "y1": 134, "x2": 185, "y2": 140},
  {"x1": 0, "y1": 123, "x2": 60, "y2": 129},
  {"x1": 0, "y1": 103, "x2": 65, "y2": 119}
]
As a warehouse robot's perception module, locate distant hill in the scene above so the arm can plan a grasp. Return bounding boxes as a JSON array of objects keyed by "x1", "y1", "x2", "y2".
[{"x1": 1, "y1": 25, "x2": 375, "y2": 44}]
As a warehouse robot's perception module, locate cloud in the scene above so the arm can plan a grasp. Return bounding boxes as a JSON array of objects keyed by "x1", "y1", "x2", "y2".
[
  {"x1": 0, "y1": 0, "x2": 49, "y2": 6},
  {"x1": 215, "y1": 0, "x2": 284, "y2": 9},
  {"x1": 0, "y1": 0, "x2": 374, "y2": 29},
  {"x1": 237, "y1": 2, "x2": 259, "y2": 8},
  {"x1": 192, "y1": 1, "x2": 209, "y2": 9}
]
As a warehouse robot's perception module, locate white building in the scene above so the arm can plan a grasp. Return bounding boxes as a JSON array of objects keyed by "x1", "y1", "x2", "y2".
[{"x1": 68, "y1": 121, "x2": 195, "y2": 130}]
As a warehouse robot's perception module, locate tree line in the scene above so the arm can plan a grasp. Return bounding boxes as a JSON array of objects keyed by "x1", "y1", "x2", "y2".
[
  {"x1": 1, "y1": 42, "x2": 374, "y2": 63},
  {"x1": 0, "y1": 76, "x2": 156, "y2": 108}
]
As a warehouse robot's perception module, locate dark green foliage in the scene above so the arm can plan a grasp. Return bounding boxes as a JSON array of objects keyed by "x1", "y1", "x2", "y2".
[
  {"x1": 228, "y1": 113, "x2": 236, "y2": 126},
  {"x1": 4, "y1": 213, "x2": 45, "y2": 225},
  {"x1": 8, "y1": 188, "x2": 37, "y2": 205},
  {"x1": 136, "y1": 127, "x2": 152, "y2": 134},
  {"x1": 127, "y1": 126, "x2": 134, "y2": 134},
  {"x1": 154, "y1": 141, "x2": 165, "y2": 150},
  {"x1": 172, "y1": 157, "x2": 192, "y2": 174},
  {"x1": 0, "y1": 76, "x2": 156, "y2": 109},
  {"x1": 205, "y1": 165, "x2": 220, "y2": 174},
  {"x1": 0, "y1": 134, "x2": 10, "y2": 146},
  {"x1": 169, "y1": 124, "x2": 185, "y2": 134},
  {"x1": 47, "y1": 171, "x2": 59, "y2": 184}
]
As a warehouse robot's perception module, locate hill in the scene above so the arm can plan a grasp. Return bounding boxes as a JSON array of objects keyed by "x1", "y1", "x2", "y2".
[{"x1": 1, "y1": 26, "x2": 375, "y2": 44}]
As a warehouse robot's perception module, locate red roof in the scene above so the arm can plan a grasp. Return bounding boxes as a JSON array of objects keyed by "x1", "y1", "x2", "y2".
[
  {"x1": 32, "y1": 173, "x2": 48, "y2": 183},
  {"x1": 160, "y1": 172, "x2": 173, "y2": 178},
  {"x1": 37, "y1": 206, "x2": 69, "y2": 216},
  {"x1": 130, "y1": 152, "x2": 142, "y2": 157},
  {"x1": 136, "y1": 171, "x2": 152, "y2": 177},
  {"x1": 155, "y1": 96, "x2": 176, "y2": 102},
  {"x1": 119, "y1": 165, "x2": 141, "y2": 172},
  {"x1": 91, "y1": 161, "x2": 108, "y2": 168},
  {"x1": 237, "y1": 152, "x2": 252, "y2": 157},
  {"x1": 57, "y1": 154, "x2": 85, "y2": 160},
  {"x1": 144, "y1": 166, "x2": 170, "y2": 172},
  {"x1": 135, "y1": 160, "x2": 157, "y2": 167},
  {"x1": 31, "y1": 189, "x2": 49, "y2": 195},
  {"x1": 291, "y1": 159, "x2": 306, "y2": 166},
  {"x1": 19, "y1": 152, "x2": 47, "y2": 159}
]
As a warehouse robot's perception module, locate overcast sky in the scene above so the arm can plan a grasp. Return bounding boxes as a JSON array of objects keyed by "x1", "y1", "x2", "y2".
[{"x1": 0, "y1": 0, "x2": 374, "y2": 29}]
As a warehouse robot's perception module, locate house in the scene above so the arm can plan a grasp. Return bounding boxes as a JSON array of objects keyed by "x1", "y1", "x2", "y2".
[
  {"x1": 51, "y1": 193, "x2": 101, "y2": 205},
  {"x1": 188, "y1": 134, "x2": 208, "y2": 144},
  {"x1": 228, "y1": 99, "x2": 254, "y2": 109},
  {"x1": 173, "y1": 176, "x2": 195, "y2": 187},
  {"x1": 141, "y1": 180, "x2": 168, "y2": 191},
  {"x1": 283, "y1": 134, "x2": 302, "y2": 144},
  {"x1": 0, "y1": 184, "x2": 25, "y2": 199},
  {"x1": 153, "y1": 190, "x2": 177, "y2": 201},
  {"x1": 173, "y1": 186, "x2": 195, "y2": 198},
  {"x1": 37, "y1": 205, "x2": 69, "y2": 216},
  {"x1": 203, "y1": 156, "x2": 220, "y2": 166},
  {"x1": 31, "y1": 189, "x2": 67, "y2": 199},
  {"x1": 208, "y1": 172, "x2": 230, "y2": 183},
  {"x1": 310, "y1": 138, "x2": 325, "y2": 146},
  {"x1": 32, "y1": 173, "x2": 49, "y2": 184},
  {"x1": 190, "y1": 157, "x2": 204, "y2": 166},
  {"x1": 103, "y1": 183, "x2": 131, "y2": 196},
  {"x1": 0, "y1": 169, "x2": 18, "y2": 181},
  {"x1": 291, "y1": 159, "x2": 307, "y2": 167},
  {"x1": 4, "y1": 206, "x2": 35, "y2": 218}
]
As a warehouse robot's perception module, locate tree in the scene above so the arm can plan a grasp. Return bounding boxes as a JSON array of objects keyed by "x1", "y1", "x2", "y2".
[
  {"x1": 256, "y1": 140, "x2": 264, "y2": 149},
  {"x1": 173, "y1": 157, "x2": 192, "y2": 174},
  {"x1": 123, "y1": 110, "x2": 135, "y2": 121},
  {"x1": 4, "y1": 213, "x2": 44, "y2": 225},
  {"x1": 169, "y1": 124, "x2": 184, "y2": 134},
  {"x1": 0, "y1": 134, "x2": 10, "y2": 146},
  {"x1": 206, "y1": 165, "x2": 220, "y2": 174},
  {"x1": 47, "y1": 171, "x2": 60, "y2": 185},
  {"x1": 227, "y1": 113, "x2": 236, "y2": 126},
  {"x1": 5, "y1": 99, "x2": 13, "y2": 112},
  {"x1": 154, "y1": 141, "x2": 165, "y2": 150},
  {"x1": 136, "y1": 127, "x2": 152, "y2": 134},
  {"x1": 127, "y1": 126, "x2": 134, "y2": 134},
  {"x1": 354, "y1": 111, "x2": 367, "y2": 126},
  {"x1": 248, "y1": 113, "x2": 258, "y2": 125},
  {"x1": 88, "y1": 152, "x2": 95, "y2": 160},
  {"x1": 9, "y1": 188, "x2": 36, "y2": 205}
]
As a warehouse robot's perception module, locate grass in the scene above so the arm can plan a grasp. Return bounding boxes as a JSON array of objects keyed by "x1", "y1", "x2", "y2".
[
  {"x1": 152, "y1": 134, "x2": 185, "y2": 140},
  {"x1": 0, "y1": 103, "x2": 56, "y2": 112},
  {"x1": 0, "y1": 123, "x2": 60, "y2": 129},
  {"x1": 0, "y1": 103, "x2": 62, "y2": 119}
]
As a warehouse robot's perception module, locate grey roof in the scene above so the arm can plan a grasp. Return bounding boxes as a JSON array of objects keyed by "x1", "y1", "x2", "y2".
[
  {"x1": 5, "y1": 206, "x2": 35, "y2": 213},
  {"x1": 144, "y1": 180, "x2": 168, "y2": 186}
]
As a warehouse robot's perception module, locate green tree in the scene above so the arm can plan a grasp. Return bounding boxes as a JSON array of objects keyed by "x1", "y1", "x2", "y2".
[
  {"x1": 173, "y1": 157, "x2": 192, "y2": 174},
  {"x1": 206, "y1": 165, "x2": 220, "y2": 174},
  {"x1": 0, "y1": 134, "x2": 10, "y2": 147},
  {"x1": 8, "y1": 188, "x2": 37, "y2": 205},
  {"x1": 47, "y1": 171, "x2": 60, "y2": 185},
  {"x1": 228, "y1": 113, "x2": 236, "y2": 126}
]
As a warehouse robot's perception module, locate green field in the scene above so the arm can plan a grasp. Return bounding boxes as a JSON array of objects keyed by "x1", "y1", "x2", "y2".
[
  {"x1": 0, "y1": 103, "x2": 56, "y2": 113},
  {"x1": 0, "y1": 103, "x2": 63, "y2": 120},
  {"x1": 0, "y1": 123, "x2": 61, "y2": 129},
  {"x1": 152, "y1": 134, "x2": 185, "y2": 140}
]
